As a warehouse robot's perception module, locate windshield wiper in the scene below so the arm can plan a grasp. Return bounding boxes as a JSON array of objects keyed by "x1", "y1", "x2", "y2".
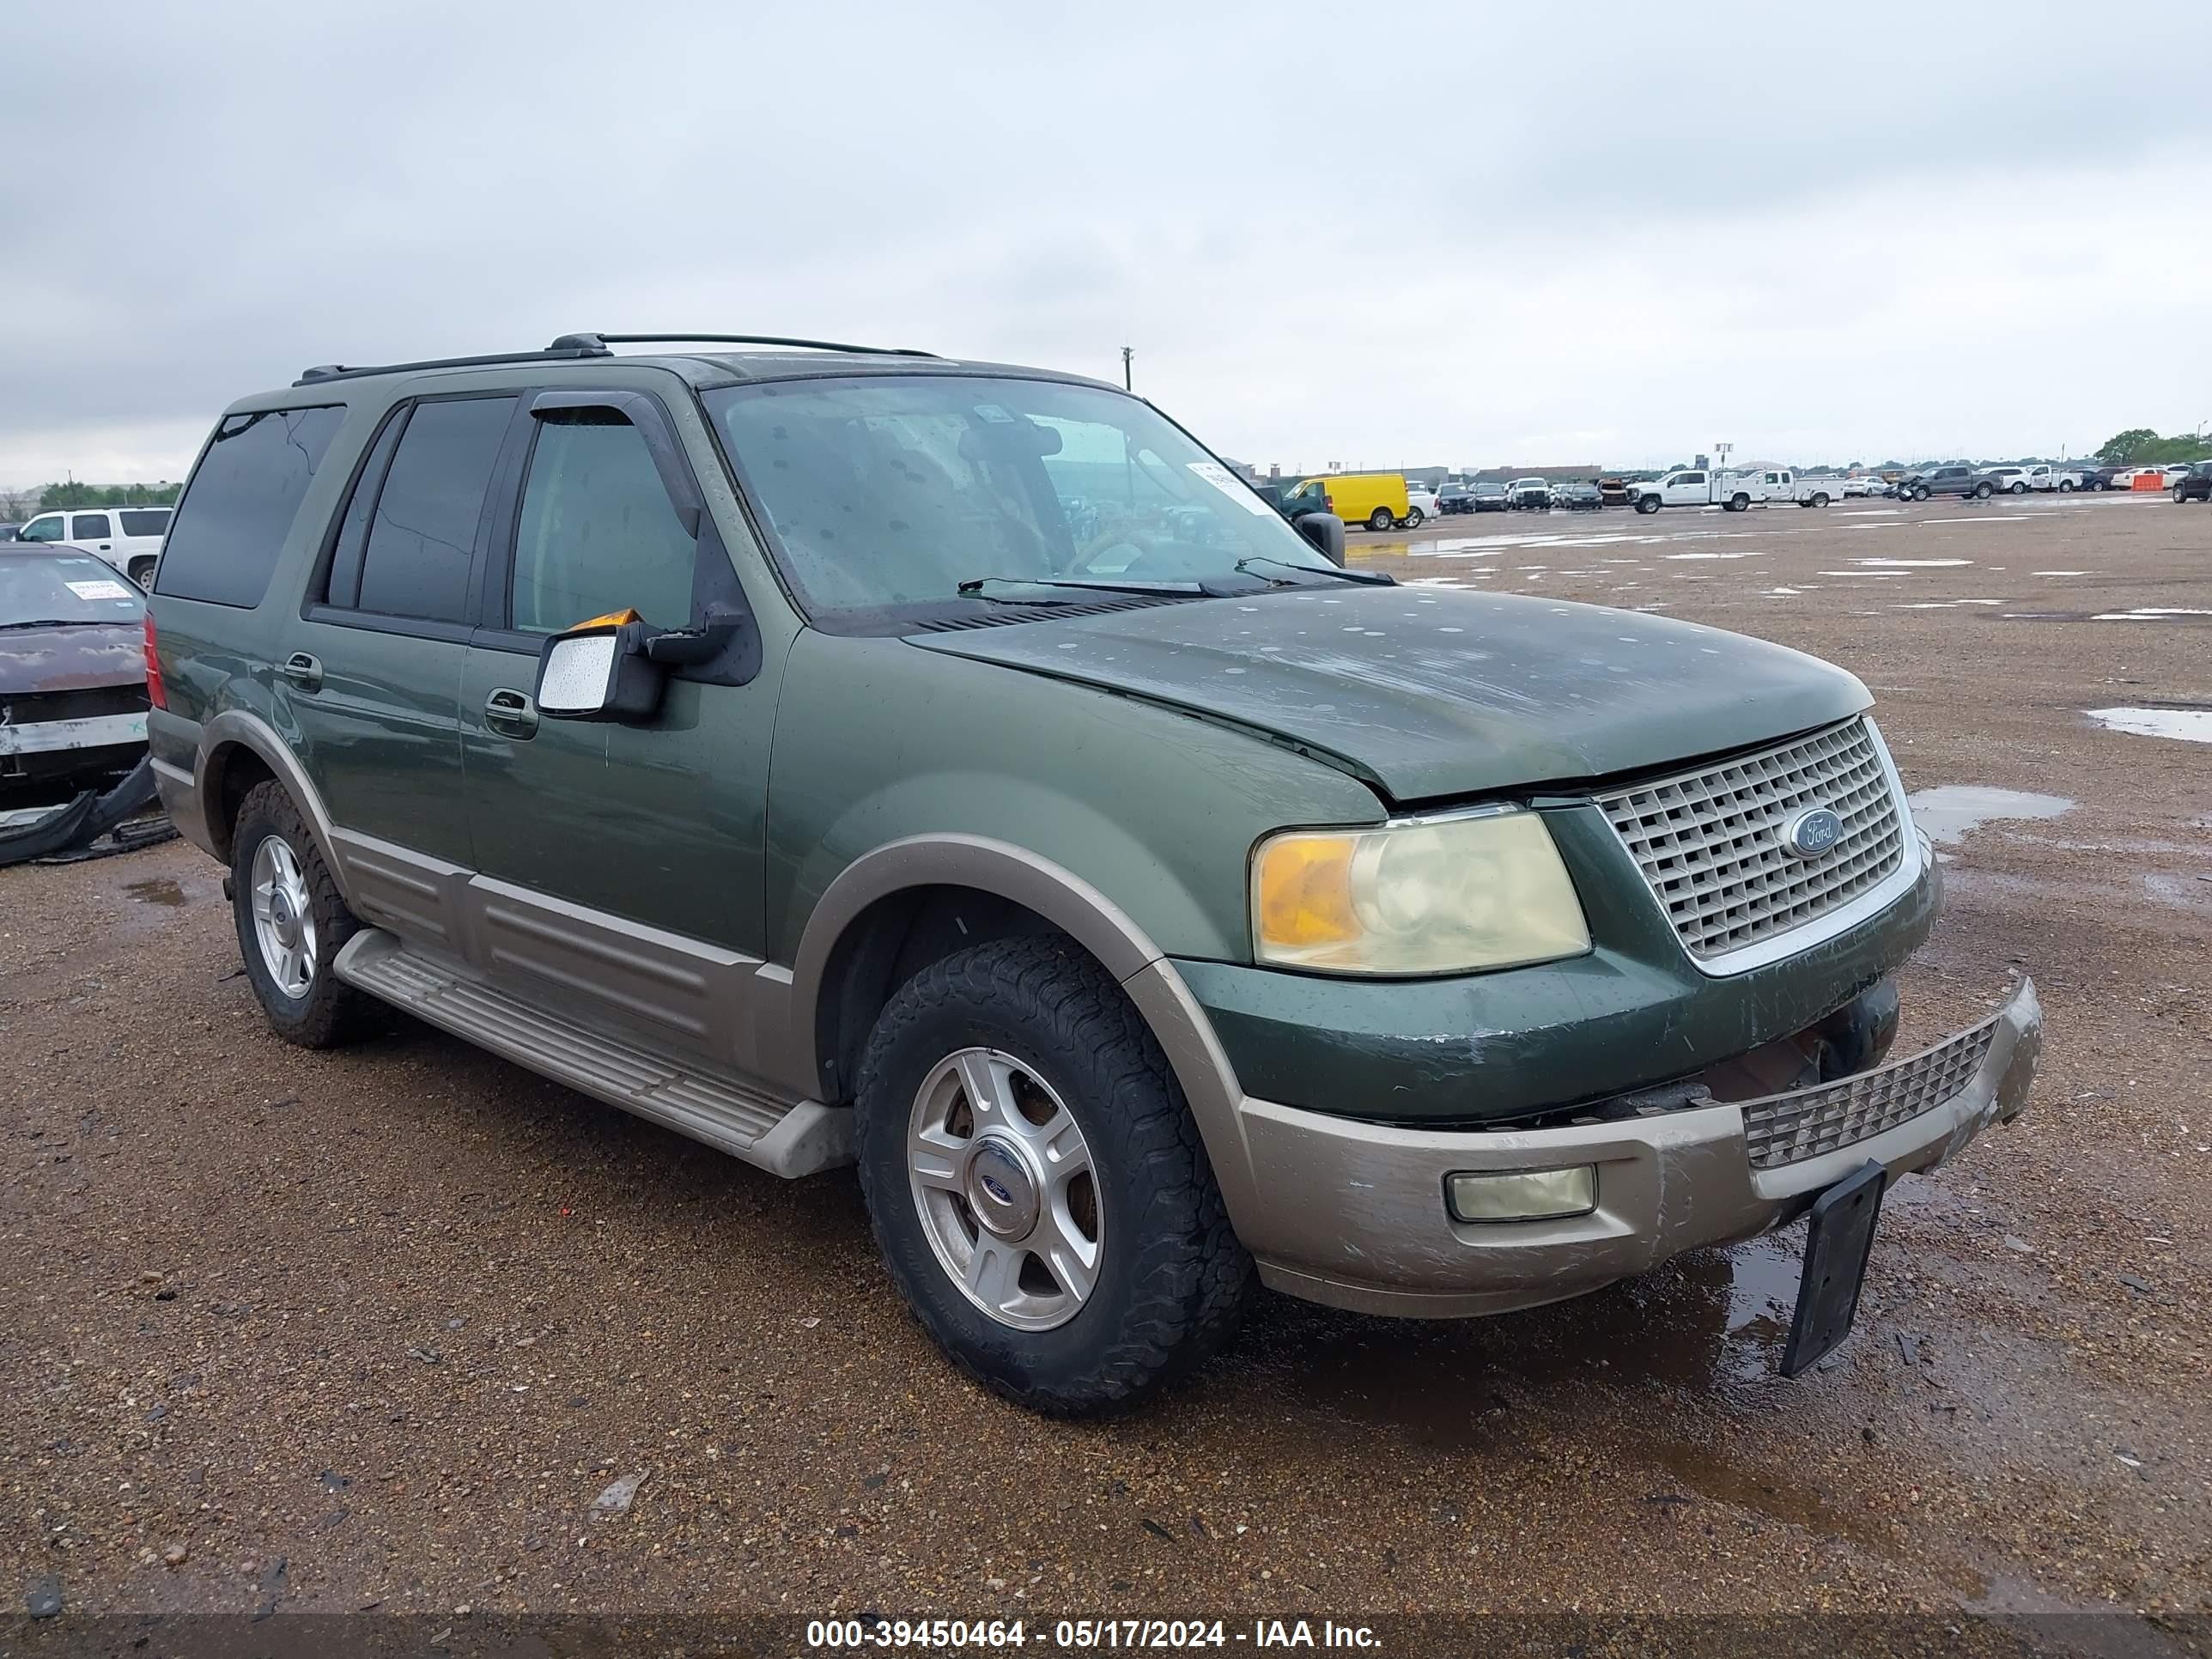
[
  {"x1": 957, "y1": 574, "x2": 1206, "y2": 600},
  {"x1": 0, "y1": 618, "x2": 92, "y2": 631},
  {"x1": 1233, "y1": 555, "x2": 1395, "y2": 586}
]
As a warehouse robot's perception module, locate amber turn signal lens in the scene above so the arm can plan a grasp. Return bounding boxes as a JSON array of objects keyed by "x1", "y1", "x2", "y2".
[{"x1": 1253, "y1": 835, "x2": 1358, "y2": 949}]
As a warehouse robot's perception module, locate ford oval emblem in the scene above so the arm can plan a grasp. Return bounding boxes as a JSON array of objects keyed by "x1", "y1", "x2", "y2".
[{"x1": 1783, "y1": 807, "x2": 1844, "y2": 860}]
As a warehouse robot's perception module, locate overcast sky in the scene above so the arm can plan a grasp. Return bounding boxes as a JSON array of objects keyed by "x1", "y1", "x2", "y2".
[{"x1": 3, "y1": 0, "x2": 2207, "y2": 487}]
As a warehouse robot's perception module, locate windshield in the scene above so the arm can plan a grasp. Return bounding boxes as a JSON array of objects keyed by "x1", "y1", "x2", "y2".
[
  {"x1": 0, "y1": 553, "x2": 147, "y2": 626},
  {"x1": 702, "y1": 376, "x2": 1334, "y2": 619}
]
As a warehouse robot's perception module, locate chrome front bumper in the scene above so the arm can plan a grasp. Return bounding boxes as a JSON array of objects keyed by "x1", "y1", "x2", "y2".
[{"x1": 1231, "y1": 978, "x2": 2042, "y2": 1318}]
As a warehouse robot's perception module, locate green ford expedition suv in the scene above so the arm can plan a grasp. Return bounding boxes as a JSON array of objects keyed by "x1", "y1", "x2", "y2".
[{"x1": 146, "y1": 333, "x2": 2041, "y2": 1413}]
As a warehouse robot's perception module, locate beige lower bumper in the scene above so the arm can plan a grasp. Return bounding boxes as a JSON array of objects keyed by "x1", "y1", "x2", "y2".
[{"x1": 1234, "y1": 978, "x2": 2042, "y2": 1318}]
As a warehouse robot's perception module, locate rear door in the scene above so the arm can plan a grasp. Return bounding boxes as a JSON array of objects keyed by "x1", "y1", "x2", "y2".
[
  {"x1": 457, "y1": 384, "x2": 778, "y2": 1062},
  {"x1": 284, "y1": 392, "x2": 522, "y2": 866}
]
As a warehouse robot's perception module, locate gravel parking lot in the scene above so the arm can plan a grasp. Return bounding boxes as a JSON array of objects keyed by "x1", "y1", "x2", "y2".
[{"x1": 3, "y1": 494, "x2": 2207, "y2": 1639}]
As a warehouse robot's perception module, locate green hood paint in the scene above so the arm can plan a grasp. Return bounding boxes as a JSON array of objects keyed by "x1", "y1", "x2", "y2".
[{"x1": 908, "y1": 586, "x2": 1871, "y2": 805}]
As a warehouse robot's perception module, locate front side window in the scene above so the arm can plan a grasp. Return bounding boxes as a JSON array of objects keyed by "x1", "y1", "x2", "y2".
[
  {"x1": 350, "y1": 397, "x2": 515, "y2": 623},
  {"x1": 19, "y1": 514, "x2": 64, "y2": 543},
  {"x1": 71, "y1": 513, "x2": 114, "y2": 539},
  {"x1": 509, "y1": 411, "x2": 696, "y2": 634},
  {"x1": 702, "y1": 376, "x2": 1331, "y2": 621}
]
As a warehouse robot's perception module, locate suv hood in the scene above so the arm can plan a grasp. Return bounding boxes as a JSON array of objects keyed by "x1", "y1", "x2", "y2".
[{"x1": 909, "y1": 586, "x2": 1869, "y2": 804}]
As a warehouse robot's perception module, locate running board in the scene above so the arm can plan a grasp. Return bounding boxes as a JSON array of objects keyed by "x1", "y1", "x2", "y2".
[{"x1": 332, "y1": 929, "x2": 851, "y2": 1177}]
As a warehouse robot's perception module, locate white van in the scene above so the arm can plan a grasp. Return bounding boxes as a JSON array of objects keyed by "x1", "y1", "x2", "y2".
[{"x1": 15, "y1": 507, "x2": 171, "y2": 586}]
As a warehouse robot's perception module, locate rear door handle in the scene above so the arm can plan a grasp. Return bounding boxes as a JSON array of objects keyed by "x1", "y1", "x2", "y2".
[
  {"x1": 278, "y1": 652, "x2": 323, "y2": 692},
  {"x1": 484, "y1": 687, "x2": 538, "y2": 739}
]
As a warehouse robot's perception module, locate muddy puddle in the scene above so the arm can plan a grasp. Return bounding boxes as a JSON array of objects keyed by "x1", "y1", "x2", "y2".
[
  {"x1": 1908, "y1": 787, "x2": 2075, "y2": 848},
  {"x1": 2085, "y1": 705, "x2": 2212, "y2": 744},
  {"x1": 124, "y1": 876, "x2": 191, "y2": 906}
]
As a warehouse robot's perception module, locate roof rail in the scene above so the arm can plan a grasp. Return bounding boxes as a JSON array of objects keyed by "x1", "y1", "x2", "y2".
[
  {"x1": 294, "y1": 339, "x2": 613, "y2": 386},
  {"x1": 556, "y1": 331, "x2": 939, "y2": 359}
]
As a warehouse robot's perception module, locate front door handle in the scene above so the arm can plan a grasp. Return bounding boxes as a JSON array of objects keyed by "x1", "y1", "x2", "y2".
[
  {"x1": 279, "y1": 652, "x2": 323, "y2": 692},
  {"x1": 484, "y1": 687, "x2": 539, "y2": 739}
]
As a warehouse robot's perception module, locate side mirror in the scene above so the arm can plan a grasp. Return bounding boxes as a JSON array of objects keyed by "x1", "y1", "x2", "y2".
[
  {"x1": 536, "y1": 612, "x2": 665, "y2": 723},
  {"x1": 1294, "y1": 511, "x2": 1346, "y2": 567}
]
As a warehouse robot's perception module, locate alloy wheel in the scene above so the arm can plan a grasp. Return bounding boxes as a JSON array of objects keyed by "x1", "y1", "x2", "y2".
[
  {"x1": 907, "y1": 1048, "x2": 1103, "y2": 1332},
  {"x1": 250, "y1": 834, "x2": 317, "y2": 998}
]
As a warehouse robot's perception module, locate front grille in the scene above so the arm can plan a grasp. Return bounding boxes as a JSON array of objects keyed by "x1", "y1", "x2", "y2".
[
  {"x1": 0, "y1": 684, "x2": 150, "y2": 726},
  {"x1": 1741, "y1": 1018, "x2": 1996, "y2": 1170},
  {"x1": 1597, "y1": 719, "x2": 1907, "y2": 964}
]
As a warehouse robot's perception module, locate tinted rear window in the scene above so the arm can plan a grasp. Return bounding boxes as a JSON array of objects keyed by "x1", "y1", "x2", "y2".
[
  {"x1": 118, "y1": 509, "x2": 170, "y2": 536},
  {"x1": 71, "y1": 514, "x2": 114, "y2": 539},
  {"x1": 352, "y1": 397, "x2": 514, "y2": 623},
  {"x1": 155, "y1": 406, "x2": 345, "y2": 607}
]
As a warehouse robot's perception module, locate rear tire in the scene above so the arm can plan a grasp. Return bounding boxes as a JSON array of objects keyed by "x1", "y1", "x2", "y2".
[
  {"x1": 125, "y1": 556, "x2": 158, "y2": 588},
  {"x1": 1728, "y1": 493, "x2": 1750, "y2": 512},
  {"x1": 1402, "y1": 507, "x2": 1425, "y2": 529},
  {"x1": 854, "y1": 937, "x2": 1252, "y2": 1416},
  {"x1": 228, "y1": 781, "x2": 376, "y2": 1048},
  {"x1": 1974, "y1": 482, "x2": 1994, "y2": 499},
  {"x1": 1367, "y1": 507, "x2": 1393, "y2": 532},
  {"x1": 2058, "y1": 480, "x2": 2075, "y2": 492},
  {"x1": 1812, "y1": 491, "x2": 1830, "y2": 507}
]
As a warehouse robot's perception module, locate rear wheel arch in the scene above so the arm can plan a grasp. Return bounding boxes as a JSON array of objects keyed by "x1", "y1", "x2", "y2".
[
  {"x1": 194, "y1": 710, "x2": 349, "y2": 894},
  {"x1": 203, "y1": 742, "x2": 277, "y2": 866}
]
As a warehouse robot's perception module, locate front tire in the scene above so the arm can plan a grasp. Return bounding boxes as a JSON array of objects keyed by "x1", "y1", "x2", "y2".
[
  {"x1": 2177, "y1": 485, "x2": 2189, "y2": 503},
  {"x1": 1635, "y1": 495, "x2": 1661, "y2": 514},
  {"x1": 2010, "y1": 481, "x2": 2027, "y2": 494},
  {"x1": 1913, "y1": 484, "x2": 1930, "y2": 501},
  {"x1": 229, "y1": 782, "x2": 375, "y2": 1048},
  {"x1": 854, "y1": 938, "x2": 1252, "y2": 1416}
]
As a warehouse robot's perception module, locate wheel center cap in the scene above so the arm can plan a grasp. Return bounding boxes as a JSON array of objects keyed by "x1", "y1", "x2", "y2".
[
  {"x1": 270, "y1": 891, "x2": 300, "y2": 948},
  {"x1": 963, "y1": 1134, "x2": 1040, "y2": 1241}
]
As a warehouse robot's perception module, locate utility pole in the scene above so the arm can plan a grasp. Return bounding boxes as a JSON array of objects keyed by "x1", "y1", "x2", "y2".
[{"x1": 1121, "y1": 345, "x2": 1133, "y2": 391}]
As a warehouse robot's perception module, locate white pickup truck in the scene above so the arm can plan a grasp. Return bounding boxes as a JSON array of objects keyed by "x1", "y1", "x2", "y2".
[
  {"x1": 1981, "y1": 465, "x2": 2082, "y2": 494},
  {"x1": 1627, "y1": 468, "x2": 1835, "y2": 514}
]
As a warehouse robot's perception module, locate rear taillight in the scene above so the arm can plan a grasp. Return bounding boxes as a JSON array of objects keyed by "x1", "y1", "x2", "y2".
[{"x1": 143, "y1": 611, "x2": 167, "y2": 710}]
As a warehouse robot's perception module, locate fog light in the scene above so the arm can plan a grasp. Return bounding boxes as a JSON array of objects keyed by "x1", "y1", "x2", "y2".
[{"x1": 1446, "y1": 1166, "x2": 1596, "y2": 1223}]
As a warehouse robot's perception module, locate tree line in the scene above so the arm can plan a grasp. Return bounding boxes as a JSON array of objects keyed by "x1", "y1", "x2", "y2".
[
  {"x1": 2097, "y1": 428, "x2": 2211, "y2": 466},
  {"x1": 0, "y1": 481, "x2": 183, "y2": 520}
]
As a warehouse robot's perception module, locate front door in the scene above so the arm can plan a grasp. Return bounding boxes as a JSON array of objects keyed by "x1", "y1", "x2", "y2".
[{"x1": 459, "y1": 392, "x2": 781, "y2": 1071}]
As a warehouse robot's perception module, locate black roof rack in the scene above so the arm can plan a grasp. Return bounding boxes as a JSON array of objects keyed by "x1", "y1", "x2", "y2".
[
  {"x1": 295, "y1": 340, "x2": 612, "y2": 386},
  {"x1": 553, "y1": 332, "x2": 939, "y2": 359},
  {"x1": 294, "y1": 331, "x2": 938, "y2": 386}
]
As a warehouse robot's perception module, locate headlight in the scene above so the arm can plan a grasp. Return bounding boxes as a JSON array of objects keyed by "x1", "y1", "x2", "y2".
[{"x1": 1251, "y1": 809, "x2": 1590, "y2": 975}]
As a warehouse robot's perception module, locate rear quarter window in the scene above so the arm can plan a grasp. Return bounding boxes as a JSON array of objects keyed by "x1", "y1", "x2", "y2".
[
  {"x1": 118, "y1": 509, "x2": 171, "y2": 537},
  {"x1": 155, "y1": 405, "x2": 345, "y2": 607}
]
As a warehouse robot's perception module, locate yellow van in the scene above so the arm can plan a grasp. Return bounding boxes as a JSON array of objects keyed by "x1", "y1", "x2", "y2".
[{"x1": 1281, "y1": 472, "x2": 1413, "y2": 532}]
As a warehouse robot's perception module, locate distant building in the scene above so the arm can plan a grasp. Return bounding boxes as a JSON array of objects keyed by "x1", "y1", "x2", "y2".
[{"x1": 1469, "y1": 464, "x2": 1603, "y2": 483}]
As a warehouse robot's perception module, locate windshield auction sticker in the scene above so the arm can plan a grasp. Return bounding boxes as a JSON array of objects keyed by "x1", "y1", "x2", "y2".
[
  {"x1": 1187, "y1": 461, "x2": 1275, "y2": 515},
  {"x1": 65, "y1": 579, "x2": 135, "y2": 601}
]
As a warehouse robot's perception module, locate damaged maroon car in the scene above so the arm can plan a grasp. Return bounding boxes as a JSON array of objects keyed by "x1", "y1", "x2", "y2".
[{"x1": 1, "y1": 549, "x2": 154, "y2": 855}]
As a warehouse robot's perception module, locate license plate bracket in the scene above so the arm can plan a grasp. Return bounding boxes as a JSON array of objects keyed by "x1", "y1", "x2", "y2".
[{"x1": 1779, "y1": 1158, "x2": 1887, "y2": 1377}]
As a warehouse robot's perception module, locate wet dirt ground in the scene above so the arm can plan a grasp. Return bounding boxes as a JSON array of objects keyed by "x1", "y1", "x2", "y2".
[{"x1": 2, "y1": 493, "x2": 2207, "y2": 1644}]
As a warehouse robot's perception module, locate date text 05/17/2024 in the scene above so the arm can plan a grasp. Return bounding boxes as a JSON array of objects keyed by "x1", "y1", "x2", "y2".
[{"x1": 805, "y1": 1618, "x2": 1382, "y2": 1649}]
